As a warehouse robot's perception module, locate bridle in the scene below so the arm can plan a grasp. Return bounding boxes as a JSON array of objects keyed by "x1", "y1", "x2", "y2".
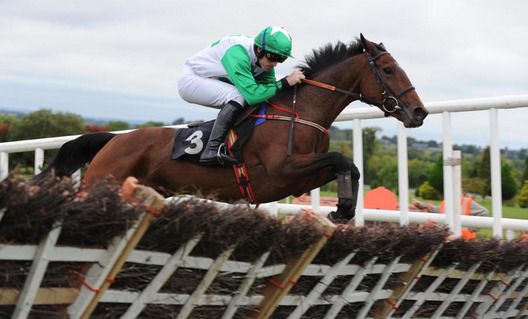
[
  {"x1": 260, "y1": 48, "x2": 418, "y2": 157},
  {"x1": 303, "y1": 50, "x2": 416, "y2": 114},
  {"x1": 366, "y1": 51, "x2": 415, "y2": 113}
]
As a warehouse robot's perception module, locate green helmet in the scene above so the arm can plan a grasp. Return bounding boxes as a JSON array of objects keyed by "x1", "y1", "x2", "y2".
[{"x1": 254, "y1": 26, "x2": 293, "y2": 58}]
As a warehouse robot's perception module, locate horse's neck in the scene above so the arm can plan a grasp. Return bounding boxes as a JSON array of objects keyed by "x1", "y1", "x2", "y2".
[{"x1": 292, "y1": 55, "x2": 367, "y2": 128}]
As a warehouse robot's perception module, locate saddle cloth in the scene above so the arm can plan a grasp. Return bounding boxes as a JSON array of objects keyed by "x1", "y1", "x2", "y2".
[{"x1": 171, "y1": 107, "x2": 263, "y2": 164}]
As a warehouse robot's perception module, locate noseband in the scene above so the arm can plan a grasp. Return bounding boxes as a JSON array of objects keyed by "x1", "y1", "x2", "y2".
[{"x1": 367, "y1": 51, "x2": 415, "y2": 113}]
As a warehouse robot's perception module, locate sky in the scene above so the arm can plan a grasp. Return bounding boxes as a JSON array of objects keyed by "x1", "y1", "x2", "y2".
[{"x1": 0, "y1": 0, "x2": 527, "y2": 149}]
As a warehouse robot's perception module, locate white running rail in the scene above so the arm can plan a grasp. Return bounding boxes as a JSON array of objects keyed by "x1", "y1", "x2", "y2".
[{"x1": 1, "y1": 95, "x2": 528, "y2": 239}]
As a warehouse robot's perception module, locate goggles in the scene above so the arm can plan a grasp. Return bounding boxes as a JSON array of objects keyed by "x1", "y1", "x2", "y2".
[{"x1": 264, "y1": 51, "x2": 287, "y2": 63}]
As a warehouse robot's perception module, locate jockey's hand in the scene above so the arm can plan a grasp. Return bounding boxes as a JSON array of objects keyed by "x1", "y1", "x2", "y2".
[{"x1": 286, "y1": 69, "x2": 305, "y2": 86}]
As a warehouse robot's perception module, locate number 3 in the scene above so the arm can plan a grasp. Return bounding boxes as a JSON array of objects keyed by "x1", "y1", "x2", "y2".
[{"x1": 184, "y1": 130, "x2": 204, "y2": 155}]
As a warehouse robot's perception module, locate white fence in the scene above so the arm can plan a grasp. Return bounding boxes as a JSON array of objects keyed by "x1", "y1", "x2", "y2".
[{"x1": 1, "y1": 95, "x2": 527, "y2": 239}]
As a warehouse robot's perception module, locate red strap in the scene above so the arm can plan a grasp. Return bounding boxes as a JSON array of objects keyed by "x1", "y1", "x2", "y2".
[
  {"x1": 80, "y1": 276, "x2": 115, "y2": 292},
  {"x1": 385, "y1": 298, "x2": 398, "y2": 310},
  {"x1": 227, "y1": 129, "x2": 257, "y2": 204},
  {"x1": 266, "y1": 101, "x2": 299, "y2": 119},
  {"x1": 80, "y1": 279, "x2": 100, "y2": 292},
  {"x1": 267, "y1": 278, "x2": 286, "y2": 289}
]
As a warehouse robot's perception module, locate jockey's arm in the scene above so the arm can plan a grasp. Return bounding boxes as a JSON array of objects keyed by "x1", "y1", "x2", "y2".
[{"x1": 221, "y1": 45, "x2": 284, "y2": 105}]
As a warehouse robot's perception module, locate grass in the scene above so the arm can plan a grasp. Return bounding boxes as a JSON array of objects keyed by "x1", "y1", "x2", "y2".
[
  {"x1": 479, "y1": 197, "x2": 528, "y2": 219},
  {"x1": 476, "y1": 197, "x2": 528, "y2": 239}
]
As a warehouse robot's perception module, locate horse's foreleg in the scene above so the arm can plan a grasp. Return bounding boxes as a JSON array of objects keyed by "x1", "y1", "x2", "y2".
[
  {"x1": 275, "y1": 152, "x2": 359, "y2": 222},
  {"x1": 332, "y1": 167, "x2": 360, "y2": 222},
  {"x1": 276, "y1": 152, "x2": 351, "y2": 176}
]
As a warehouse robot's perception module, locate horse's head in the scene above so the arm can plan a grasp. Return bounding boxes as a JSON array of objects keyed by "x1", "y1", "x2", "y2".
[{"x1": 359, "y1": 34, "x2": 428, "y2": 128}]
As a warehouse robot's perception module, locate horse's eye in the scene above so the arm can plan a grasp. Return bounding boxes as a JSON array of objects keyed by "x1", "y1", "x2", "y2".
[{"x1": 383, "y1": 67, "x2": 394, "y2": 75}]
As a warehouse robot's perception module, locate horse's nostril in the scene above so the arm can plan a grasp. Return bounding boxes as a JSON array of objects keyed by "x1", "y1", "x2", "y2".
[{"x1": 413, "y1": 107, "x2": 428, "y2": 120}]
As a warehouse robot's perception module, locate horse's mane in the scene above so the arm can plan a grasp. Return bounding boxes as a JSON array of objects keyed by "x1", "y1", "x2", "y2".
[{"x1": 298, "y1": 39, "x2": 364, "y2": 78}]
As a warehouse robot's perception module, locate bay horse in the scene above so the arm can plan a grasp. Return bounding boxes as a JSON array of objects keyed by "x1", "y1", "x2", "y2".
[{"x1": 39, "y1": 34, "x2": 428, "y2": 221}]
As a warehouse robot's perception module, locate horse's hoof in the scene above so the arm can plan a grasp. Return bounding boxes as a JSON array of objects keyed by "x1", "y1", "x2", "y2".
[
  {"x1": 336, "y1": 200, "x2": 356, "y2": 220},
  {"x1": 328, "y1": 211, "x2": 349, "y2": 224}
]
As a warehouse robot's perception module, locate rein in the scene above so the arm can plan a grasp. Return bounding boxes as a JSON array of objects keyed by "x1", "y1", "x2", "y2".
[
  {"x1": 302, "y1": 51, "x2": 415, "y2": 113},
  {"x1": 303, "y1": 78, "x2": 369, "y2": 102}
]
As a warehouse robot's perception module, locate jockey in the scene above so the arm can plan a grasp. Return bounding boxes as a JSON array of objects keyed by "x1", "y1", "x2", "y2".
[{"x1": 178, "y1": 26, "x2": 305, "y2": 165}]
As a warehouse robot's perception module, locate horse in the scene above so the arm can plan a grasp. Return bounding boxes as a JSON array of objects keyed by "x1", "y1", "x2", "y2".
[{"x1": 38, "y1": 34, "x2": 428, "y2": 221}]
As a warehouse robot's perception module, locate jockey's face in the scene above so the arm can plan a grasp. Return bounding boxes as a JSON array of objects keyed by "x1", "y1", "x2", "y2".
[{"x1": 259, "y1": 55, "x2": 279, "y2": 71}]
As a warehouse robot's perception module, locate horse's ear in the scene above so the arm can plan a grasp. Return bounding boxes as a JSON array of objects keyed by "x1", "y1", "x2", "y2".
[{"x1": 360, "y1": 33, "x2": 378, "y2": 54}]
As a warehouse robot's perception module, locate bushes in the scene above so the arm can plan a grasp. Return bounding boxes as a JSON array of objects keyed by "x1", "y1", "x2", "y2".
[
  {"x1": 519, "y1": 181, "x2": 528, "y2": 208},
  {"x1": 501, "y1": 163, "x2": 518, "y2": 201},
  {"x1": 418, "y1": 181, "x2": 440, "y2": 200}
]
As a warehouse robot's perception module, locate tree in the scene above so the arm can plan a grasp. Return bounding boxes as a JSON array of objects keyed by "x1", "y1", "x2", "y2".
[
  {"x1": 475, "y1": 147, "x2": 518, "y2": 199},
  {"x1": 10, "y1": 109, "x2": 85, "y2": 140},
  {"x1": 172, "y1": 117, "x2": 186, "y2": 125},
  {"x1": 518, "y1": 149, "x2": 527, "y2": 161},
  {"x1": 408, "y1": 159, "x2": 433, "y2": 189},
  {"x1": 427, "y1": 156, "x2": 444, "y2": 195},
  {"x1": 419, "y1": 181, "x2": 440, "y2": 200},
  {"x1": 107, "y1": 121, "x2": 130, "y2": 131},
  {"x1": 329, "y1": 126, "x2": 352, "y2": 140},
  {"x1": 361, "y1": 127, "x2": 380, "y2": 185},
  {"x1": 368, "y1": 156, "x2": 398, "y2": 191},
  {"x1": 462, "y1": 153, "x2": 479, "y2": 178},
  {"x1": 138, "y1": 121, "x2": 165, "y2": 128},
  {"x1": 329, "y1": 140, "x2": 352, "y2": 159},
  {"x1": 519, "y1": 181, "x2": 528, "y2": 208},
  {"x1": 363, "y1": 127, "x2": 379, "y2": 160},
  {"x1": 0, "y1": 114, "x2": 20, "y2": 142},
  {"x1": 501, "y1": 162, "x2": 518, "y2": 200},
  {"x1": 375, "y1": 160, "x2": 398, "y2": 192},
  {"x1": 478, "y1": 147, "x2": 491, "y2": 182},
  {"x1": 8, "y1": 109, "x2": 85, "y2": 168},
  {"x1": 463, "y1": 177, "x2": 487, "y2": 196},
  {"x1": 521, "y1": 155, "x2": 528, "y2": 185}
]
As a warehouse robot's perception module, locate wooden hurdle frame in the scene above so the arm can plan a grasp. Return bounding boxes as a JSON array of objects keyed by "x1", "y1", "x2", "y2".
[{"x1": 1, "y1": 183, "x2": 528, "y2": 318}]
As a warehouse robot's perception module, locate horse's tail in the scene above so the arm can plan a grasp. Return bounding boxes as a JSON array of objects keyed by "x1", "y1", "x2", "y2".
[{"x1": 36, "y1": 132, "x2": 116, "y2": 180}]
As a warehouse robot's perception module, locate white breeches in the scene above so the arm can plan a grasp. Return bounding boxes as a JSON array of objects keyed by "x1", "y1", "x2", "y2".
[{"x1": 177, "y1": 65, "x2": 245, "y2": 109}]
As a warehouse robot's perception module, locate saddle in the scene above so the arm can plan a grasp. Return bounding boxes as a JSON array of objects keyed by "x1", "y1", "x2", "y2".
[{"x1": 171, "y1": 104, "x2": 265, "y2": 164}]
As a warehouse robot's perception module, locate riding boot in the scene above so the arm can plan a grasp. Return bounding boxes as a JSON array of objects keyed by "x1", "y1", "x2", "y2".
[{"x1": 200, "y1": 101, "x2": 242, "y2": 166}]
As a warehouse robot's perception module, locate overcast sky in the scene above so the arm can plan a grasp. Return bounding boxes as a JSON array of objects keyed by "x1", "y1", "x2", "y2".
[{"x1": 1, "y1": 0, "x2": 527, "y2": 149}]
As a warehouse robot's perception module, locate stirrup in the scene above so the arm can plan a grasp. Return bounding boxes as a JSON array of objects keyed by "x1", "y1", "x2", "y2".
[
  {"x1": 216, "y1": 144, "x2": 226, "y2": 165},
  {"x1": 216, "y1": 143, "x2": 239, "y2": 166}
]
